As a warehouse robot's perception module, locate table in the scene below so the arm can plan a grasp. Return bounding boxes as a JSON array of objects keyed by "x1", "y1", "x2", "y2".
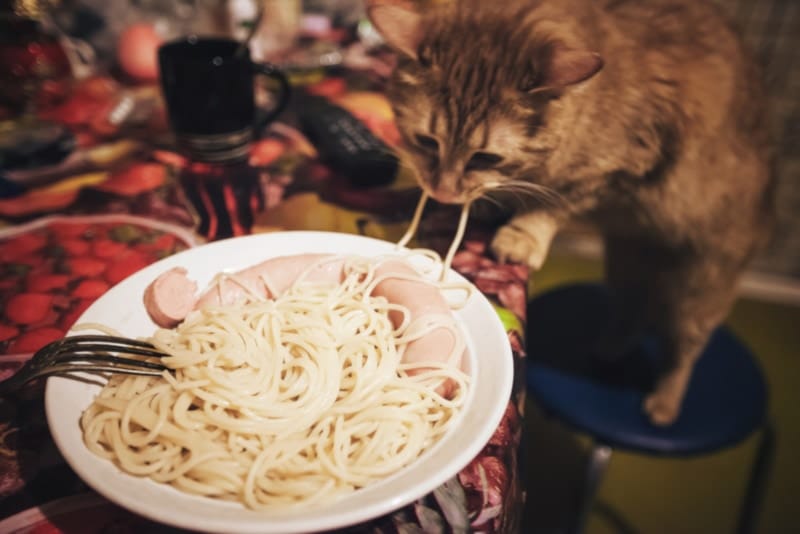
[{"x1": 0, "y1": 57, "x2": 528, "y2": 533}]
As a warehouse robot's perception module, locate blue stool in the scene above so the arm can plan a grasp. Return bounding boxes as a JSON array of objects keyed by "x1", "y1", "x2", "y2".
[{"x1": 525, "y1": 283, "x2": 774, "y2": 534}]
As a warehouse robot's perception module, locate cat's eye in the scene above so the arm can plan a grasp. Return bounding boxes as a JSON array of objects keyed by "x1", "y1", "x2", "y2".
[
  {"x1": 417, "y1": 45, "x2": 432, "y2": 68},
  {"x1": 466, "y1": 152, "x2": 503, "y2": 171},
  {"x1": 414, "y1": 134, "x2": 439, "y2": 152}
]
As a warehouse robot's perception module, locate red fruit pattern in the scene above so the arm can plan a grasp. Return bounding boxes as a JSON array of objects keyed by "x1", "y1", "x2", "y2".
[
  {"x1": 0, "y1": 233, "x2": 48, "y2": 260},
  {"x1": 9, "y1": 327, "x2": 65, "y2": 354},
  {"x1": 71, "y1": 279, "x2": 111, "y2": 299},
  {"x1": 0, "y1": 218, "x2": 193, "y2": 355},
  {"x1": 5, "y1": 294, "x2": 54, "y2": 324},
  {"x1": 0, "y1": 324, "x2": 19, "y2": 341},
  {"x1": 37, "y1": 75, "x2": 123, "y2": 147},
  {"x1": 60, "y1": 239, "x2": 91, "y2": 256},
  {"x1": 25, "y1": 274, "x2": 71, "y2": 293}
]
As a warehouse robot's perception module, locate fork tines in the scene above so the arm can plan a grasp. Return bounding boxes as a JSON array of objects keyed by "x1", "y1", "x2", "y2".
[
  {"x1": 48, "y1": 335, "x2": 170, "y2": 372},
  {"x1": 56, "y1": 335, "x2": 168, "y2": 361},
  {"x1": 0, "y1": 334, "x2": 171, "y2": 395}
]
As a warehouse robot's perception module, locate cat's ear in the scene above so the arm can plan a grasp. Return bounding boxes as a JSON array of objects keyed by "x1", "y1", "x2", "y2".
[
  {"x1": 367, "y1": 2, "x2": 423, "y2": 59},
  {"x1": 531, "y1": 44, "x2": 604, "y2": 90}
]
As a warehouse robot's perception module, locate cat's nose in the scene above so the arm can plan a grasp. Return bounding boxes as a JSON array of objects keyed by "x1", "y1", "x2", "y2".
[
  {"x1": 430, "y1": 188, "x2": 464, "y2": 205},
  {"x1": 430, "y1": 172, "x2": 465, "y2": 204}
]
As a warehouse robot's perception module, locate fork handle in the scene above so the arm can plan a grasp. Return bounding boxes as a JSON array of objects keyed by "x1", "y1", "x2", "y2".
[{"x1": 0, "y1": 370, "x2": 35, "y2": 397}]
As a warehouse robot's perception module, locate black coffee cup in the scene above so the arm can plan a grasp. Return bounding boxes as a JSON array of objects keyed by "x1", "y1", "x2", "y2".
[{"x1": 158, "y1": 36, "x2": 290, "y2": 162}]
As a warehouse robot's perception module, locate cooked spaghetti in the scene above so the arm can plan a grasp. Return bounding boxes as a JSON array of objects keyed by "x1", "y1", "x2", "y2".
[
  {"x1": 80, "y1": 254, "x2": 469, "y2": 509},
  {"x1": 396, "y1": 193, "x2": 473, "y2": 280}
]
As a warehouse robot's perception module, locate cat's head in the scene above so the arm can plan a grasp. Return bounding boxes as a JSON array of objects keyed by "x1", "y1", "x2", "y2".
[{"x1": 368, "y1": 0, "x2": 603, "y2": 205}]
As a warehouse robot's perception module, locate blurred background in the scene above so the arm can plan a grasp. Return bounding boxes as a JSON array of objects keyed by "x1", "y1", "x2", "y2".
[
  {"x1": 0, "y1": 0, "x2": 797, "y2": 532},
  {"x1": 523, "y1": 2, "x2": 798, "y2": 532},
  {"x1": 7, "y1": 0, "x2": 794, "y2": 293}
]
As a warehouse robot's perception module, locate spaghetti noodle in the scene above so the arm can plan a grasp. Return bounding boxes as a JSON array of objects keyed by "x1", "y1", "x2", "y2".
[
  {"x1": 80, "y1": 254, "x2": 469, "y2": 509},
  {"x1": 395, "y1": 193, "x2": 473, "y2": 280}
]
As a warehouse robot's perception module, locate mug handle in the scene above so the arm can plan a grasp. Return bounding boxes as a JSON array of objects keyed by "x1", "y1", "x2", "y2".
[{"x1": 253, "y1": 63, "x2": 291, "y2": 136}]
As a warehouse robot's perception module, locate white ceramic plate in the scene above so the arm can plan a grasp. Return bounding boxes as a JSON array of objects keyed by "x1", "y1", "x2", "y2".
[{"x1": 44, "y1": 231, "x2": 514, "y2": 534}]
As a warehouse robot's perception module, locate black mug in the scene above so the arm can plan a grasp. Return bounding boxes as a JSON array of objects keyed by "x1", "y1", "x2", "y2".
[{"x1": 158, "y1": 36, "x2": 290, "y2": 162}]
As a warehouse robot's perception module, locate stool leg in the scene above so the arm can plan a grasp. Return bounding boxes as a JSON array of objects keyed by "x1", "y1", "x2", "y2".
[
  {"x1": 572, "y1": 444, "x2": 612, "y2": 534},
  {"x1": 736, "y1": 420, "x2": 776, "y2": 534}
]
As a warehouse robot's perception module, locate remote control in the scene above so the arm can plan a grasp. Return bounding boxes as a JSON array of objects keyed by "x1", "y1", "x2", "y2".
[{"x1": 296, "y1": 94, "x2": 399, "y2": 188}]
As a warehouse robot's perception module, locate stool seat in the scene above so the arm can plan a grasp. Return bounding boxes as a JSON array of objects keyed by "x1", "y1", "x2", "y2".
[{"x1": 526, "y1": 283, "x2": 768, "y2": 455}]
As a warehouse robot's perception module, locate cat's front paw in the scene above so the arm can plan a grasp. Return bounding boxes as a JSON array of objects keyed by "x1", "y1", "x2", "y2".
[
  {"x1": 643, "y1": 391, "x2": 682, "y2": 426},
  {"x1": 491, "y1": 224, "x2": 550, "y2": 269}
]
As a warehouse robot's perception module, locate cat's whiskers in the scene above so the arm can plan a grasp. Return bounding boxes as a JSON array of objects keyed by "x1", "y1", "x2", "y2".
[
  {"x1": 469, "y1": 181, "x2": 505, "y2": 204},
  {"x1": 473, "y1": 191, "x2": 506, "y2": 209},
  {"x1": 490, "y1": 179, "x2": 567, "y2": 208},
  {"x1": 467, "y1": 179, "x2": 565, "y2": 211}
]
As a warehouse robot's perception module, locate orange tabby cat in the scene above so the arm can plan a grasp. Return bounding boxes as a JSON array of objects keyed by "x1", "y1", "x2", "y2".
[{"x1": 368, "y1": 0, "x2": 774, "y2": 424}]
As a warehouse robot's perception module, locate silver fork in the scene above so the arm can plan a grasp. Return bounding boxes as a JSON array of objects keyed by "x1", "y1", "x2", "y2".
[{"x1": 0, "y1": 335, "x2": 170, "y2": 396}]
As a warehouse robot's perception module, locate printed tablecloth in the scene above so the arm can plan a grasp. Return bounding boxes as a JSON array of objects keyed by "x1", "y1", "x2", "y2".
[{"x1": 0, "y1": 62, "x2": 528, "y2": 533}]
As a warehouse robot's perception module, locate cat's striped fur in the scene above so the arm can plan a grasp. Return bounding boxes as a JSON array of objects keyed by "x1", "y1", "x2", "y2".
[{"x1": 369, "y1": 0, "x2": 774, "y2": 424}]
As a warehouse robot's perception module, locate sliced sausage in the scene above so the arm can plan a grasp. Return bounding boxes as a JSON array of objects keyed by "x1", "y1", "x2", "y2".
[
  {"x1": 143, "y1": 254, "x2": 464, "y2": 393},
  {"x1": 142, "y1": 267, "x2": 197, "y2": 329}
]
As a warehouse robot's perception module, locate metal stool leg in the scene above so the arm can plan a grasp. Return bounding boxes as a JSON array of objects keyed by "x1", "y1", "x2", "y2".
[
  {"x1": 736, "y1": 420, "x2": 776, "y2": 534},
  {"x1": 572, "y1": 443, "x2": 612, "y2": 534}
]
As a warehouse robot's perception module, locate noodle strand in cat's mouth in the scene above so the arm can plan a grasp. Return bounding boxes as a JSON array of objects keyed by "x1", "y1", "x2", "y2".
[
  {"x1": 397, "y1": 192, "x2": 472, "y2": 280},
  {"x1": 441, "y1": 201, "x2": 472, "y2": 280},
  {"x1": 397, "y1": 192, "x2": 429, "y2": 248}
]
